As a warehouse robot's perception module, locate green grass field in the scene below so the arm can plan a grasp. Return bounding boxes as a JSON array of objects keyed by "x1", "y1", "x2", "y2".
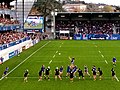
[{"x1": 0, "y1": 40, "x2": 120, "y2": 90}]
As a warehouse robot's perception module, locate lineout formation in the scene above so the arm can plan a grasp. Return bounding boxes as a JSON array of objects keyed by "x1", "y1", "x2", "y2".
[{"x1": 2, "y1": 56, "x2": 119, "y2": 82}]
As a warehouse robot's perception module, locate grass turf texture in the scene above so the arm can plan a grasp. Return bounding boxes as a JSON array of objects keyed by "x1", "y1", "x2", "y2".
[{"x1": 0, "y1": 40, "x2": 120, "y2": 90}]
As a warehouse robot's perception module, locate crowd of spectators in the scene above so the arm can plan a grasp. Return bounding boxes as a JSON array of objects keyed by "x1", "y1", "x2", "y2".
[
  {"x1": 0, "y1": 2, "x2": 10, "y2": 9},
  {"x1": 55, "y1": 20, "x2": 120, "y2": 35},
  {"x1": 0, "y1": 31, "x2": 28, "y2": 45},
  {"x1": 0, "y1": 2, "x2": 19, "y2": 26},
  {"x1": 0, "y1": 17, "x2": 19, "y2": 26}
]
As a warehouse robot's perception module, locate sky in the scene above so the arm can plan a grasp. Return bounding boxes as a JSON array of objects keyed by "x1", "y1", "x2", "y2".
[{"x1": 82, "y1": 0, "x2": 120, "y2": 6}]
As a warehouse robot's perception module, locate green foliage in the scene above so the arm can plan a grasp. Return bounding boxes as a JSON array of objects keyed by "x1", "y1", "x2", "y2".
[
  {"x1": 34, "y1": 0, "x2": 63, "y2": 16},
  {"x1": 103, "y1": 5, "x2": 114, "y2": 12}
]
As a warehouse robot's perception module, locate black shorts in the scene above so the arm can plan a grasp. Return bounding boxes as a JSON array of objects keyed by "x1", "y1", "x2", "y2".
[
  {"x1": 39, "y1": 73, "x2": 42, "y2": 76},
  {"x1": 112, "y1": 73, "x2": 115, "y2": 76},
  {"x1": 79, "y1": 74, "x2": 84, "y2": 77},
  {"x1": 70, "y1": 73, "x2": 73, "y2": 78},
  {"x1": 46, "y1": 72, "x2": 49, "y2": 75},
  {"x1": 93, "y1": 72, "x2": 96, "y2": 75},
  {"x1": 55, "y1": 73, "x2": 59, "y2": 76},
  {"x1": 99, "y1": 73, "x2": 102, "y2": 76},
  {"x1": 24, "y1": 75, "x2": 27, "y2": 77}
]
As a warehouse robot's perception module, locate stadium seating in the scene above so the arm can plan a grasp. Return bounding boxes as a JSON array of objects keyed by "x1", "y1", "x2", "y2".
[
  {"x1": 0, "y1": 31, "x2": 28, "y2": 45},
  {"x1": 56, "y1": 20, "x2": 120, "y2": 34}
]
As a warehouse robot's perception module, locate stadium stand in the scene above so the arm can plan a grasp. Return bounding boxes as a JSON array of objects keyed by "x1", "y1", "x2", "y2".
[{"x1": 55, "y1": 12, "x2": 120, "y2": 40}]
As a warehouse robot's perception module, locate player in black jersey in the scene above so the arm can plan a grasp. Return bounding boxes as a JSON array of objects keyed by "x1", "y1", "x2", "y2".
[
  {"x1": 97, "y1": 68, "x2": 103, "y2": 80},
  {"x1": 44, "y1": 66, "x2": 51, "y2": 81},
  {"x1": 92, "y1": 65, "x2": 96, "y2": 81},
  {"x1": 38, "y1": 70, "x2": 42, "y2": 81},
  {"x1": 84, "y1": 65, "x2": 91, "y2": 78},
  {"x1": 24, "y1": 69, "x2": 29, "y2": 82},
  {"x1": 54, "y1": 67, "x2": 62, "y2": 80},
  {"x1": 78, "y1": 68, "x2": 85, "y2": 80},
  {"x1": 111, "y1": 68, "x2": 118, "y2": 81},
  {"x1": 70, "y1": 69, "x2": 74, "y2": 82}
]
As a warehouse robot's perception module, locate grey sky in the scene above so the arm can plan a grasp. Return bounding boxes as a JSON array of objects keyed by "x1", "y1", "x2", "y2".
[{"x1": 82, "y1": 0, "x2": 120, "y2": 6}]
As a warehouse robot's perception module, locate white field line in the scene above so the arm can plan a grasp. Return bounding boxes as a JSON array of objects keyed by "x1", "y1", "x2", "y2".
[
  {"x1": 0, "y1": 41, "x2": 51, "y2": 81},
  {"x1": 53, "y1": 55, "x2": 55, "y2": 58},
  {"x1": 6, "y1": 76, "x2": 120, "y2": 80},
  {"x1": 94, "y1": 43, "x2": 108, "y2": 64},
  {"x1": 101, "y1": 54, "x2": 104, "y2": 58},
  {"x1": 49, "y1": 60, "x2": 52, "y2": 64},
  {"x1": 56, "y1": 51, "x2": 58, "y2": 53},
  {"x1": 115, "y1": 75, "x2": 120, "y2": 82},
  {"x1": 98, "y1": 51, "x2": 101, "y2": 53},
  {"x1": 105, "y1": 60, "x2": 108, "y2": 64},
  {"x1": 36, "y1": 60, "x2": 111, "y2": 63},
  {"x1": 36, "y1": 61, "x2": 65, "y2": 63}
]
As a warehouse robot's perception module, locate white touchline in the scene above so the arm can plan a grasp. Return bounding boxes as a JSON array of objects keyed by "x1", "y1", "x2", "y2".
[{"x1": 0, "y1": 41, "x2": 51, "y2": 81}]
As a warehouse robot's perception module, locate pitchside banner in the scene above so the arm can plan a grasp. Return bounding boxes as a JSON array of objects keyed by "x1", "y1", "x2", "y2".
[{"x1": 74, "y1": 34, "x2": 120, "y2": 40}]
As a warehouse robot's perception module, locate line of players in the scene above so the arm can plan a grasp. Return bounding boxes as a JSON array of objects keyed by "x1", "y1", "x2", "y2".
[
  {"x1": 1, "y1": 57, "x2": 117, "y2": 82},
  {"x1": 23, "y1": 57, "x2": 118, "y2": 82}
]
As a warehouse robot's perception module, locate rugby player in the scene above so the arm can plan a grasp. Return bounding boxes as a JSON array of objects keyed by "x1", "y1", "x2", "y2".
[
  {"x1": 78, "y1": 68, "x2": 85, "y2": 80},
  {"x1": 38, "y1": 70, "x2": 42, "y2": 81},
  {"x1": 112, "y1": 57, "x2": 116, "y2": 67},
  {"x1": 44, "y1": 66, "x2": 51, "y2": 81},
  {"x1": 59, "y1": 66, "x2": 63, "y2": 77},
  {"x1": 70, "y1": 69, "x2": 74, "y2": 82},
  {"x1": 66, "y1": 65, "x2": 70, "y2": 78},
  {"x1": 54, "y1": 67, "x2": 62, "y2": 80},
  {"x1": 97, "y1": 68, "x2": 103, "y2": 80},
  {"x1": 24, "y1": 69, "x2": 29, "y2": 82},
  {"x1": 92, "y1": 65, "x2": 97, "y2": 81},
  {"x1": 84, "y1": 65, "x2": 91, "y2": 78},
  {"x1": 2, "y1": 67, "x2": 9, "y2": 78}
]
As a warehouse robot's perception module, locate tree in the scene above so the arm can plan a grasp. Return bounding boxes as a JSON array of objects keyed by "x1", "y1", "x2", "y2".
[
  {"x1": 34, "y1": 0, "x2": 64, "y2": 32},
  {"x1": 103, "y1": 5, "x2": 114, "y2": 12}
]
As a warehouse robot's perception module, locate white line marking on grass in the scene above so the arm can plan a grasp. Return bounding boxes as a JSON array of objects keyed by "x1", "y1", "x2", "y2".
[
  {"x1": 98, "y1": 51, "x2": 101, "y2": 53},
  {"x1": 105, "y1": 60, "x2": 108, "y2": 64},
  {"x1": 56, "y1": 51, "x2": 58, "y2": 53},
  {"x1": 49, "y1": 60, "x2": 52, "y2": 64},
  {"x1": 94, "y1": 44, "x2": 108, "y2": 65},
  {"x1": 95, "y1": 45, "x2": 97, "y2": 47},
  {"x1": 0, "y1": 41, "x2": 51, "y2": 81},
  {"x1": 115, "y1": 75, "x2": 120, "y2": 82},
  {"x1": 7, "y1": 76, "x2": 120, "y2": 79},
  {"x1": 6, "y1": 76, "x2": 120, "y2": 82},
  {"x1": 53, "y1": 55, "x2": 55, "y2": 58},
  {"x1": 101, "y1": 54, "x2": 104, "y2": 58}
]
